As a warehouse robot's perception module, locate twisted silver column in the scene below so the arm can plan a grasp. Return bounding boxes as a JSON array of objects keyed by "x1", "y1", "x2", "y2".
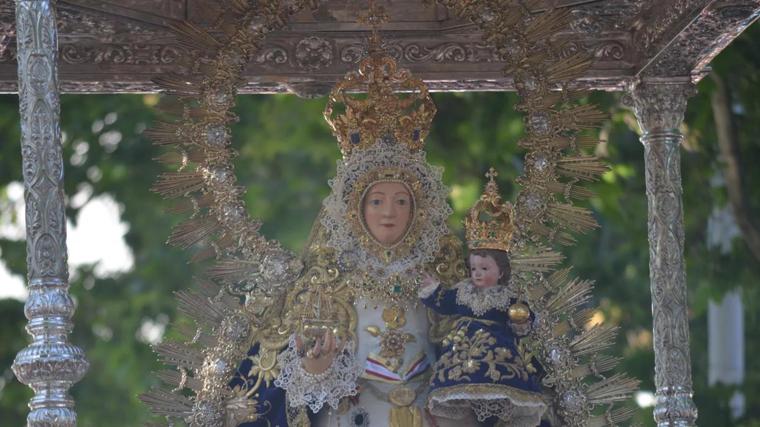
[
  {"x1": 11, "y1": 1, "x2": 89, "y2": 425},
  {"x1": 630, "y1": 78, "x2": 698, "y2": 427}
]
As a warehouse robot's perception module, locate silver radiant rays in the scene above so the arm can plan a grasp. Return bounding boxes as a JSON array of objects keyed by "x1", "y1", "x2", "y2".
[{"x1": 12, "y1": 1, "x2": 89, "y2": 425}]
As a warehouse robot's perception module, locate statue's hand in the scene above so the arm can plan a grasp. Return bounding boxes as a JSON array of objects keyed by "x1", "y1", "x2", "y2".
[{"x1": 296, "y1": 330, "x2": 340, "y2": 375}]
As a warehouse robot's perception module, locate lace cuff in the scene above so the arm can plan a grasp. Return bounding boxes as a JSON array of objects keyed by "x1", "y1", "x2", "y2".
[
  {"x1": 274, "y1": 335, "x2": 362, "y2": 413},
  {"x1": 418, "y1": 282, "x2": 439, "y2": 299}
]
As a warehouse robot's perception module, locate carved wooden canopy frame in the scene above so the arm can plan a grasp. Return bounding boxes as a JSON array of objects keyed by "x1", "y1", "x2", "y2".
[{"x1": 1, "y1": 0, "x2": 760, "y2": 95}]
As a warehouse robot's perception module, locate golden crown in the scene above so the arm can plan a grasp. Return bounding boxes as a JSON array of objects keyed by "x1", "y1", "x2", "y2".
[
  {"x1": 465, "y1": 168, "x2": 515, "y2": 252},
  {"x1": 323, "y1": 4, "x2": 436, "y2": 157}
]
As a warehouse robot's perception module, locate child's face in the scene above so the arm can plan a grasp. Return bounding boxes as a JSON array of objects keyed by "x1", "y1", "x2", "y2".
[{"x1": 469, "y1": 254, "x2": 502, "y2": 289}]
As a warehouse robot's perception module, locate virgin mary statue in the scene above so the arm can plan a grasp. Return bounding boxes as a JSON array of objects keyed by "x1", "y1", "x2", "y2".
[
  {"x1": 222, "y1": 35, "x2": 482, "y2": 426},
  {"x1": 140, "y1": 2, "x2": 642, "y2": 425}
]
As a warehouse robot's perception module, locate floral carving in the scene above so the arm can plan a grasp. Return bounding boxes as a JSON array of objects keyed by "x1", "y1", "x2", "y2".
[
  {"x1": 633, "y1": 0, "x2": 705, "y2": 52},
  {"x1": 340, "y1": 41, "x2": 501, "y2": 64},
  {"x1": 254, "y1": 46, "x2": 288, "y2": 65},
  {"x1": 0, "y1": 0, "x2": 758, "y2": 94},
  {"x1": 569, "y1": 1, "x2": 642, "y2": 33},
  {"x1": 295, "y1": 36, "x2": 333, "y2": 70},
  {"x1": 631, "y1": 79, "x2": 695, "y2": 132},
  {"x1": 0, "y1": 21, "x2": 16, "y2": 62},
  {"x1": 56, "y1": 7, "x2": 156, "y2": 36},
  {"x1": 596, "y1": 41, "x2": 626, "y2": 61},
  {"x1": 60, "y1": 44, "x2": 182, "y2": 65},
  {"x1": 644, "y1": 3, "x2": 760, "y2": 77}
]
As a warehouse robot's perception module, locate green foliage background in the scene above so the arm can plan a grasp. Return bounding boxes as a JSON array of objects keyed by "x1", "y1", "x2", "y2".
[{"x1": 1, "y1": 24, "x2": 759, "y2": 426}]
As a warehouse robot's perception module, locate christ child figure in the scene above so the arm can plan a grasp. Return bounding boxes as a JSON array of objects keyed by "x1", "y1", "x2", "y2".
[{"x1": 419, "y1": 168, "x2": 547, "y2": 426}]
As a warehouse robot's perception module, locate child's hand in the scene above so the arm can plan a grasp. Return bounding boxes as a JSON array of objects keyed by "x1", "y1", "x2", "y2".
[
  {"x1": 418, "y1": 271, "x2": 440, "y2": 299},
  {"x1": 420, "y1": 271, "x2": 440, "y2": 290}
]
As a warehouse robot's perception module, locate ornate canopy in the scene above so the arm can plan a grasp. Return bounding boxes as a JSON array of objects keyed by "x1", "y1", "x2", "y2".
[
  {"x1": 5, "y1": 1, "x2": 760, "y2": 425},
  {"x1": 1, "y1": 0, "x2": 759, "y2": 95}
]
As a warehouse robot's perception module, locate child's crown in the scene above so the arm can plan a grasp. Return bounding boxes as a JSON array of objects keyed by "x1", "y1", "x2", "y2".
[{"x1": 465, "y1": 168, "x2": 515, "y2": 252}]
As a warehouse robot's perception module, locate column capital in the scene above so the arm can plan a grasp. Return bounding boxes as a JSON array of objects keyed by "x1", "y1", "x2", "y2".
[{"x1": 629, "y1": 77, "x2": 696, "y2": 136}]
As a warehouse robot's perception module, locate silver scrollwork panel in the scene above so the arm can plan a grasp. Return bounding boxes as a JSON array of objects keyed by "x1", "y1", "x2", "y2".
[
  {"x1": 11, "y1": 1, "x2": 89, "y2": 426},
  {"x1": 631, "y1": 78, "x2": 699, "y2": 427}
]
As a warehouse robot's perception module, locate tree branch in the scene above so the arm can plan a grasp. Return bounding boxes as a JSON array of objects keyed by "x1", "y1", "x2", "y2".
[{"x1": 710, "y1": 72, "x2": 760, "y2": 263}]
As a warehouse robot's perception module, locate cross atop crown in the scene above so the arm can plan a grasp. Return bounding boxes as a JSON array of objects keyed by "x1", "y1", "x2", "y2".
[{"x1": 485, "y1": 167, "x2": 498, "y2": 181}]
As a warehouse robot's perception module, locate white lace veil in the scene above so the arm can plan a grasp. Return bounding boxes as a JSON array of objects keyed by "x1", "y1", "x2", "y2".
[{"x1": 321, "y1": 139, "x2": 452, "y2": 280}]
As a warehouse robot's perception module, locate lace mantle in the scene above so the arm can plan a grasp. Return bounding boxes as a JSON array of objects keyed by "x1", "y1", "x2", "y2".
[{"x1": 321, "y1": 142, "x2": 452, "y2": 282}]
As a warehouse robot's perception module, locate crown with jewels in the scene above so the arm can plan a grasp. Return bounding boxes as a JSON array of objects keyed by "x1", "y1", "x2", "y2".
[
  {"x1": 465, "y1": 168, "x2": 515, "y2": 252},
  {"x1": 323, "y1": 4, "x2": 436, "y2": 157}
]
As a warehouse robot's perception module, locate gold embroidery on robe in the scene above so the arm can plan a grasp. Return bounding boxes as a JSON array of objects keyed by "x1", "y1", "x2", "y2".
[{"x1": 435, "y1": 327, "x2": 531, "y2": 384}]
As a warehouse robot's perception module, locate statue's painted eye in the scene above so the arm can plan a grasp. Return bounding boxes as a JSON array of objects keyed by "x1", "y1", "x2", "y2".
[{"x1": 370, "y1": 199, "x2": 382, "y2": 206}]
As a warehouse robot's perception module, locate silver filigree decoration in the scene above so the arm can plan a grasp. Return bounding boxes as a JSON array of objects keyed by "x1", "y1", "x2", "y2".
[
  {"x1": 12, "y1": 1, "x2": 89, "y2": 425},
  {"x1": 295, "y1": 36, "x2": 333, "y2": 70},
  {"x1": 631, "y1": 79, "x2": 698, "y2": 426}
]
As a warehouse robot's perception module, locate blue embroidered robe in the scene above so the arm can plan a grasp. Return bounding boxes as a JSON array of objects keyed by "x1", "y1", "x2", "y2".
[
  {"x1": 228, "y1": 343, "x2": 320, "y2": 427},
  {"x1": 421, "y1": 283, "x2": 546, "y2": 425}
]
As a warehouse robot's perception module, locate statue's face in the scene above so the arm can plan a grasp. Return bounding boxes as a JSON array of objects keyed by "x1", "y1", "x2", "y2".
[{"x1": 362, "y1": 181, "x2": 414, "y2": 246}]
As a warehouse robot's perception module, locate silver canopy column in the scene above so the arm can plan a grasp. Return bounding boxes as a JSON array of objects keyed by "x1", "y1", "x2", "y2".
[
  {"x1": 11, "y1": 1, "x2": 89, "y2": 426},
  {"x1": 630, "y1": 78, "x2": 698, "y2": 426}
]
